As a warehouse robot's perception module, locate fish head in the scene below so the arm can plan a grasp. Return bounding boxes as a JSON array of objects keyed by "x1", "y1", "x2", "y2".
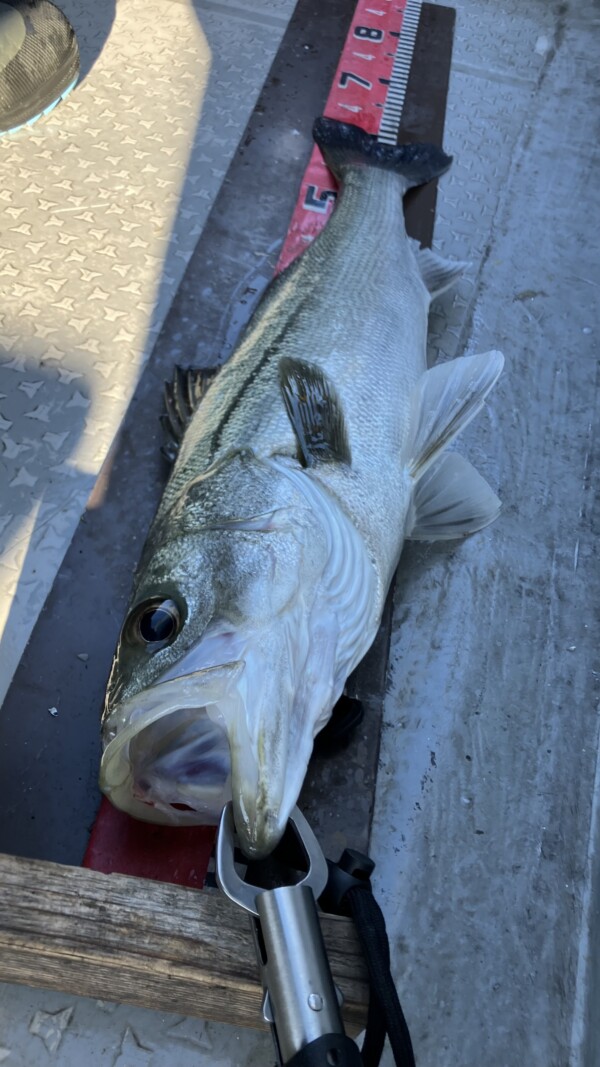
[
  {"x1": 100, "y1": 460, "x2": 336, "y2": 857},
  {"x1": 100, "y1": 530, "x2": 234, "y2": 826}
]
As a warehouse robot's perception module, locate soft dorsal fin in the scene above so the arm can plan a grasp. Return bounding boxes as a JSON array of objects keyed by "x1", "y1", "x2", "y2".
[
  {"x1": 279, "y1": 357, "x2": 351, "y2": 468},
  {"x1": 407, "y1": 350, "x2": 504, "y2": 479},
  {"x1": 409, "y1": 238, "x2": 469, "y2": 298},
  {"x1": 160, "y1": 365, "x2": 219, "y2": 463}
]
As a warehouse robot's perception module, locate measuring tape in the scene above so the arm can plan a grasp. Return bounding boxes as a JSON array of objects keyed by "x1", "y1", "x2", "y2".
[{"x1": 277, "y1": 0, "x2": 423, "y2": 272}]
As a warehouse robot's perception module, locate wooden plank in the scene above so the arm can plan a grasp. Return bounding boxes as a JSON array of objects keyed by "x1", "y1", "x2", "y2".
[{"x1": 0, "y1": 854, "x2": 368, "y2": 1032}]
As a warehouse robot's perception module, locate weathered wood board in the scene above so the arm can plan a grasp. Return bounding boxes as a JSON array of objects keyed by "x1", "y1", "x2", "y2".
[{"x1": 0, "y1": 854, "x2": 368, "y2": 1032}]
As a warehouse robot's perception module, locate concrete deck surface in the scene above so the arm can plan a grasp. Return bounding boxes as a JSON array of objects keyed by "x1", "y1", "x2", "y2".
[{"x1": 1, "y1": 0, "x2": 599, "y2": 1064}]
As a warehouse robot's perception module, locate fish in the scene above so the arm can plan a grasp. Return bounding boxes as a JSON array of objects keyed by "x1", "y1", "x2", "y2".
[{"x1": 99, "y1": 117, "x2": 503, "y2": 858}]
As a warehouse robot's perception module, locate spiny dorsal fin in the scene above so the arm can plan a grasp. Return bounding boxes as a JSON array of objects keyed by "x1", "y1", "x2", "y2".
[
  {"x1": 160, "y1": 365, "x2": 218, "y2": 463},
  {"x1": 279, "y1": 357, "x2": 351, "y2": 468}
]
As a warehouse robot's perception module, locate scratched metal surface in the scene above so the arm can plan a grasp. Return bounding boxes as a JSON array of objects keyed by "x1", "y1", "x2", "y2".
[
  {"x1": 370, "y1": 3, "x2": 600, "y2": 1066},
  {"x1": 1, "y1": 3, "x2": 599, "y2": 1067}
]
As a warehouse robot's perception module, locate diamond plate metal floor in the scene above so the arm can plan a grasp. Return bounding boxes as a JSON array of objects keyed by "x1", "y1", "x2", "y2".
[
  {"x1": 1, "y1": 0, "x2": 599, "y2": 1065},
  {"x1": 0, "y1": 0, "x2": 295, "y2": 706}
]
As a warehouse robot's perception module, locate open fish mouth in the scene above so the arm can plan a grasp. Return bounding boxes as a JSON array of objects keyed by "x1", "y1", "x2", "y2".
[
  {"x1": 129, "y1": 708, "x2": 231, "y2": 817},
  {"x1": 99, "y1": 663, "x2": 244, "y2": 826}
]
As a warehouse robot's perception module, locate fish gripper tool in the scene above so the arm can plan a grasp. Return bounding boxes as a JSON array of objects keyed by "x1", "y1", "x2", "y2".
[{"x1": 216, "y1": 802, "x2": 363, "y2": 1066}]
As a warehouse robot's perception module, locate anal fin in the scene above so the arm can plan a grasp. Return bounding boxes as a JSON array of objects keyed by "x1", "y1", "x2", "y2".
[
  {"x1": 409, "y1": 452, "x2": 501, "y2": 540},
  {"x1": 408, "y1": 350, "x2": 504, "y2": 479}
]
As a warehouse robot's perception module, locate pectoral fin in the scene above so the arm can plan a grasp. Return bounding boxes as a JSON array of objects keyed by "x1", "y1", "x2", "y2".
[
  {"x1": 408, "y1": 452, "x2": 501, "y2": 540},
  {"x1": 407, "y1": 350, "x2": 504, "y2": 479},
  {"x1": 279, "y1": 357, "x2": 351, "y2": 468}
]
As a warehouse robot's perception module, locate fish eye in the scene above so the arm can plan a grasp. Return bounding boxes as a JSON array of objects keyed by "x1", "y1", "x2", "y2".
[{"x1": 126, "y1": 598, "x2": 183, "y2": 650}]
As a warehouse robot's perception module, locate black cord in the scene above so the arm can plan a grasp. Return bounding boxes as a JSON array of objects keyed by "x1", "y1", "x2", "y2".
[
  {"x1": 359, "y1": 982, "x2": 386, "y2": 1067},
  {"x1": 345, "y1": 885, "x2": 416, "y2": 1067}
]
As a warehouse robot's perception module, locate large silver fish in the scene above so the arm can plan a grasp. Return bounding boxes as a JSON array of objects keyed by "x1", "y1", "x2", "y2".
[{"x1": 100, "y1": 118, "x2": 503, "y2": 858}]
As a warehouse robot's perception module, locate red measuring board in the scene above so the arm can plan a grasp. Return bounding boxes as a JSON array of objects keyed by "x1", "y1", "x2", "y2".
[
  {"x1": 84, "y1": 798, "x2": 214, "y2": 889},
  {"x1": 277, "y1": 0, "x2": 422, "y2": 272},
  {"x1": 84, "y1": 0, "x2": 425, "y2": 889}
]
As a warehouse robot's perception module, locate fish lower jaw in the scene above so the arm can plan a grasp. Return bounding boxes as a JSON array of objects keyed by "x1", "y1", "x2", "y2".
[
  {"x1": 229, "y1": 727, "x2": 316, "y2": 860},
  {"x1": 231, "y1": 783, "x2": 287, "y2": 860}
]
